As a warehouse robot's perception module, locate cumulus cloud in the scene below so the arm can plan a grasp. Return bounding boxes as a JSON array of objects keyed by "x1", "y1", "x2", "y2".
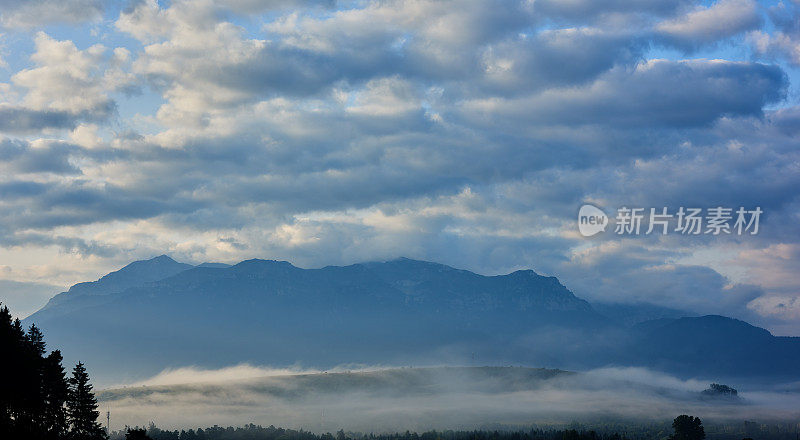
[
  {"x1": 0, "y1": 33, "x2": 137, "y2": 135},
  {"x1": 749, "y1": 0, "x2": 800, "y2": 65},
  {"x1": 13, "y1": 33, "x2": 117, "y2": 118},
  {"x1": 1, "y1": 0, "x2": 800, "y2": 338}
]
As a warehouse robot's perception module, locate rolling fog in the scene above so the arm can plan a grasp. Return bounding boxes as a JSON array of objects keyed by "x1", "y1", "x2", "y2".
[{"x1": 96, "y1": 365, "x2": 800, "y2": 433}]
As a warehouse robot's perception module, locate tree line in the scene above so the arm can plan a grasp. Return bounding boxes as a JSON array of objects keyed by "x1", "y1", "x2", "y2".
[
  {"x1": 115, "y1": 415, "x2": 795, "y2": 440},
  {"x1": 111, "y1": 417, "x2": 710, "y2": 440},
  {"x1": 1, "y1": 303, "x2": 106, "y2": 439},
  {"x1": 112, "y1": 425, "x2": 637, "y2": 440}
]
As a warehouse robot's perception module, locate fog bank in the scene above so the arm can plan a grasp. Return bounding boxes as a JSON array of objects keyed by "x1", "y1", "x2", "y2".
[{"x1": 98, "y1": 366, "x2": 800, "y2": 433}]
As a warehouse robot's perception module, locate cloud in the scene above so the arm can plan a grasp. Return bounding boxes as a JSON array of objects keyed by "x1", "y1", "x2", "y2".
[
  {"x1": 116, "y1": 0, "x2": 536, "y2": 126},
  {"x1": 478, "y1": 28, "x2": 647, "y2": 94},
  {"x1": 560, "y1": 241, "x2": 764, "y2": 319},
  {"x1": 0, "y1": 0, "x2": 799, "y2": 339},
  {"x1": 0, "y1": 33, "x2": 137, "y2": 136},
  {"x1": 0, "y1": 106, "x2": 79, "y2": 134},
  {"x1": 656, "y1": 0, "x2": 761, "y2": 50},
  {"x1": 200, "y1": 0, "x2": 337, "y2": 15},
  {"x1": 458, "y1": 59, "x2": 786, "y2": 129},
  {"x1": 749, "y1": 1, "x2": 800, "y2": 66},
  {"x1": 0, "y1": 0, "x2": 104, "y2": 29},
  {"x1": 12, "y1": 33, "x2": 117, "y2": 118},
  {"x1": 533, "y1": 0, "x2": 690, "y2": 22},
  {"x1": 0, "y1": 138, "x2": 82, "y2": 174}
]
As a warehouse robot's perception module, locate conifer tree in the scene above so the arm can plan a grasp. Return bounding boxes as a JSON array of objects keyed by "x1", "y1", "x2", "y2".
[
  {"x1": 26, "y1": 324, "x2": 48, "y2": 431},
  {"x1": 43, "y1": 350, "x2": 70, "y2": 439},
  {"x1": 27, "y1": 324, "x2": 46, "y2": 356},
  {"x1": 0, "y1": 305, "x2": 15, "y2": 436},
  {"x1": 1, "y1": 303, "x2": 79, "y2": 439},
  {"x1": 67, "y1": 362, "x2": 106, "y2": 439}
]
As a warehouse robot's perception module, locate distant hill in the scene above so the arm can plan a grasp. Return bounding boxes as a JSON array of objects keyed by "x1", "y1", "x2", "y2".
[
  {"x1": 591, "y1": 302, "x2": 693, "y2": 326},
  {"x1": 21, "y1": 256, "x2": 800, "y2": 385},
  {"x1": 629, "y1": 315, "x2": 800, "y2": 379}
]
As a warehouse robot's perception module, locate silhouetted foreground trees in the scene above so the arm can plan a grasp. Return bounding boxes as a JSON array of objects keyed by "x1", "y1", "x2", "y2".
[{"x1": 1, "y1": 303, "x2": 106, "y2": 439}]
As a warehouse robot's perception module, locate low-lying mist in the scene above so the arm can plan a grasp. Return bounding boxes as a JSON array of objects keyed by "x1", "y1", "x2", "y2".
[{"x1": 97, "y1": 365, "x2": 800, "y2": 433}]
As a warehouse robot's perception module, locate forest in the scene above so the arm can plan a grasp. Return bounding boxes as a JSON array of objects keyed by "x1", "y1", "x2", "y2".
[
  {"x1": 0, "y1": 303, "x2": 106, "y2": 439},
  {"x1": 112, "y1": 418, "x2": 796, "y2": 440}
]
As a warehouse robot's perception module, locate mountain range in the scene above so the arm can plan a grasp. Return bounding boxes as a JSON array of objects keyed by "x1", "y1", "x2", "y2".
[{"x1": 20, "y1": 255, "x2": 800, "y2": 386}]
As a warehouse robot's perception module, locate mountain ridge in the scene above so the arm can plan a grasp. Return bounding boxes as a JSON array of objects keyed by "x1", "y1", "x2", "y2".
[{"x1": 20, "y1": 255, "x2": 800, "y2": 385}]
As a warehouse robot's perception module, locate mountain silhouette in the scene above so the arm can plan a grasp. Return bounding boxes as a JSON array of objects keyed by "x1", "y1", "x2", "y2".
[
  {"x1": 27, "y1": 255, "x2": 193, "y2": 322},
  {"x1": 22, "y1": 256, "x2": 800, "y2": 385},
  {"x1": 630, "y1": 315, "x2": 800, "y2": 378}
]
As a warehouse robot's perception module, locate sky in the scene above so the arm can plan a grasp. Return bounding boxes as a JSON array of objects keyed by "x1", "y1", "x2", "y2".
[{"x1": 0, "y1": 0, "x2": 799, "y2": 334}]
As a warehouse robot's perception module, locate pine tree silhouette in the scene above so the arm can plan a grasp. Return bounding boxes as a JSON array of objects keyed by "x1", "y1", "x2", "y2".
[
  {"x1": 0, "y1": 305, "x2": 54, "y2": 438},
  {"x1": 1, "y1": 303, "x2": 86, "y2": 439},
  {"x1": 43, "y1": 350, "x2": 70, "y2": 439},
  {"x1": 0, "y1": 305, "x2": 15, "y2": 436},
  {"x1": 27, "y1": 324, "x2": 46, "y2": 356},
  {"x1": 67, "y1": 362, "x2": 107, "y2": 439},
  {"x1": 25, "y1": 324, "x2": 48, "y2": 433}
]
